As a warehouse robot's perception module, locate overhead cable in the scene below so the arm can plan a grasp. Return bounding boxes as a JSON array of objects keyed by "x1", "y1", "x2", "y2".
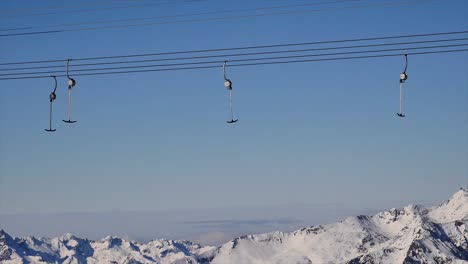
[
  {"x1": 0, "y1": 0, "x2": 363, "y2": 31},
  {"x1": 1, "y1": 37, "x2": 466, "y2": 72},
  {"x1": 0, "y1": 0, "x2": 440, "y2": 37},
  {"x1": 0, "y1": 49, "x2": 466, "y2": 81},
  {"x1": 1, "y1": 43, "x2": 466, "y2": 77},
  {"x1": 1, "y1": 30, "x2": 466, "y2": 66}
]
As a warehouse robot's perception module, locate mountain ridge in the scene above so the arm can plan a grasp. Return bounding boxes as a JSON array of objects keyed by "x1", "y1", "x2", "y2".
[{"x1": 1, "y1": 189, "x2": 467, "y2": 264}]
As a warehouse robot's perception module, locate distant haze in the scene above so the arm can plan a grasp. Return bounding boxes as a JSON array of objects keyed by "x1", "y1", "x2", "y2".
[{"x1": 0, "y1": 199, "x2": 436, "y2": 246}]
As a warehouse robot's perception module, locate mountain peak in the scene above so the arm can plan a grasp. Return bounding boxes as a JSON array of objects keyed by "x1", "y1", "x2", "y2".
[
  {"x1": 0, "y1": 229, "x2": 13, "y2": 243},
  {"x1": 427, "y1": 187, "x2": 468, "y2": 223},
  {"x1": 1, "y1": 189, "x2": 466, "y2": 264},
  {"x1": 448, "y1": 188, "x2": 468, "y2": 204},
  {"x1": 60, "y1": 232, "x2": 76, "y2": 241}
]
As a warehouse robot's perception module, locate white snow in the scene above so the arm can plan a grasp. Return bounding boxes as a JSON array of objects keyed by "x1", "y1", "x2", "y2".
[
  {"x1": 1, "y1": 188, "x2": 467, "y2": 264},
  {"x1": 428, "y1": 188, "x2": 468, "y2": 223}
]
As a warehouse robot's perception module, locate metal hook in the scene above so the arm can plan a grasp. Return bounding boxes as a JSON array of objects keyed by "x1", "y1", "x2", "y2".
[
  {"x1": 66, "y1": 59, "x2": 76, "y2": 89},
  {"x1": 51, "y1": 75, "x2": 57, "y2": 101},
  {"x1": 45, "y1": 76, "x2": 57, "y2": 132},
  {"x1": 400, "y1": 54, "x2": 408, "y2": 83},
  {"x1": 223, "y1": 61, "x2": 232, "y2": 90},
  {"x1": 403, "y1": 54, "x2": 408, "y2": 73},
  {"x1": 223, "y1": 61, "x2": 228, "y2": 80}
]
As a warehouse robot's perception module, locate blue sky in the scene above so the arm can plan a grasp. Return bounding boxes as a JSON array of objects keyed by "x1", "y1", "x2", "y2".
[{"x1": 0, "y1": 0, "x2": 467, "y2": 239}]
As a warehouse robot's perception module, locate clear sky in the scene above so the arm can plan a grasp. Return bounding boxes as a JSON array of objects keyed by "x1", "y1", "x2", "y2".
[{"x1": 0, "y1": 0, "x2": 467, "y2": 223}]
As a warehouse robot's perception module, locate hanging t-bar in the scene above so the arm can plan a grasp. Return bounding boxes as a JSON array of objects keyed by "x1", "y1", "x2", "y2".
[
  {"x1": 223, "y1": 61, "x2": 238, "y2": 124},
  {"x1": 63, "y1": 59, "x2": 77, "y2": 123},
  {"x1": 397, "y1": 54, "x2": 408, "y2": 118},
  {"x1": 45, "y1": 76, "x2": 58, "y2": 132}
]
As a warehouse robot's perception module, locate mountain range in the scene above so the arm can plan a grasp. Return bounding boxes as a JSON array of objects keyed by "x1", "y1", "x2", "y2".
[{"x1": 1, "y1": 188, "x2": 467, "y2": 264}]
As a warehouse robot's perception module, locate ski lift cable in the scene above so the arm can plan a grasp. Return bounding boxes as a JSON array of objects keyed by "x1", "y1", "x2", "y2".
[
  {"x1": 2, "y1": 43, "x2": 466, "y2": 77},
  {"x1": 1, "y1": 0, "x2": 196, "y2": 14},
  {"x1": 0, "y1": 0, "x2": 442, "y2": 37},
  {"x1": 1, "y1": 30, "x2": 467, "y2": 66},
  {"x1": 0, "y1": 48, "x2": 465, "y2": 81},
  {"x1": 0, "y1": 0, "x2": 363, "y2": 31},
  {"x1": 0, "y1": 0, "x2": 206, "y2": 19},
  {"x1": 2, "y1": 37, "x2": 467, "y2": 72},
  {"x1": 0, "y1": 27, "x2": 34, "y2": 32}
]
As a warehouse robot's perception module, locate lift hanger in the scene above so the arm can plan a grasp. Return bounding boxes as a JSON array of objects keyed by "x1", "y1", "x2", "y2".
[
  {"x1": 397, "y1": 54, "x2": 408, "y2": 117},
  {"x1": 63, "y1": 59, "x2": 77, "y2": 123},
  {"x1": 223, "y1": 61, "x2": 238, "y2": 124},
  {"x1": 45, "y1": 76, "x2": 58, "y2": 132}
]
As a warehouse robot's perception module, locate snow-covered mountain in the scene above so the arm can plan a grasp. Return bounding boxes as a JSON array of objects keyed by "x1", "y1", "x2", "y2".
[{"x1": 1, "y1": 189, "x2": 467, "y2": 264}]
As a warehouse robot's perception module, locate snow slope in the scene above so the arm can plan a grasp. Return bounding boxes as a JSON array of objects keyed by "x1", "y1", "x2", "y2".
[{"x1": 1, "y1": 189, "x2": 467, "y2": 264}]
